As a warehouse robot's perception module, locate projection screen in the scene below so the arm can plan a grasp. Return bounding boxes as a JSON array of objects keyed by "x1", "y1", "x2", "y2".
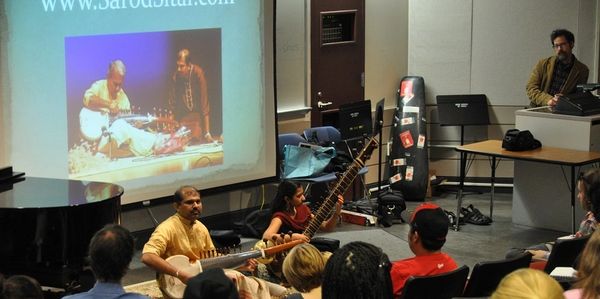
[{"x1": 0, "y1": 1, "x2": 277, "y2": 204}]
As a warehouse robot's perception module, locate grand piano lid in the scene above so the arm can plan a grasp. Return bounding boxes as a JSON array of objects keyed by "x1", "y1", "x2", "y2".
[{"x1": 0, "y1": 177, "x2": 124, "y2": 209}]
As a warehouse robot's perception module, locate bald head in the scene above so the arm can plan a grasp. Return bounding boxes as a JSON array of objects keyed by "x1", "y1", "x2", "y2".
[
  {"x1": 106, "y1": 60, "x2": 125, "y2": 99},
  {"x1": 108, "y1": 60, "x2": 126, "y2": 77}
]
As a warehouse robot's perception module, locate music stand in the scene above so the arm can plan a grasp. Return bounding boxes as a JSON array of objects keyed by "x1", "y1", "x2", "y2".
[
  {"x1": 338, "y1": 99, "x2": 373, "y2": 158},
  {"x1": 436, "y1": 94, "x2": 490, "y2": 145},
  {"x1": 436, "y1": 94, "x2": 490, "y2": 211},
  {"x1": 339, "y1": 100, "x2": 373, "y2": 140},
  {"x1": 338, "y1": 100, "x2": 372, "y2": 201}
]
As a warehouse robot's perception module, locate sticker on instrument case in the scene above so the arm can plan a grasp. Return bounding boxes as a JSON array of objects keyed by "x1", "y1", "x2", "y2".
[
  {"x1": 417, "y1": 134, "x2": 426, "y2": 148},
  {"x1": 401, "y1": 117, "x2": 414, "y2": 125},
  {"x1": 400, "y1": 81, "x2": 414, "y2": 104},
  {"x1": 403, "y1": 106, "x2": 420, "y2": 114},
  {"x1": 393, "y1": 158, "x2": 406, "y2": 166},
  {"x1": 400, "y1": 131, "x2": 414, "y2": 148},
  {"x1": 390, "y1": 173, "x2": 402, "y2": 184},
  {"x1": 406, "y1": 166, "x2": 414, "y2": 181}
]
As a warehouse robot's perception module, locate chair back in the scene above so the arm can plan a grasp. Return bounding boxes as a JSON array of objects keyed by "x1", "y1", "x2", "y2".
[
  {"x1": 544, "y1": 234, "x2": 590, "y2": 273},
  {"x1": 278, "y1": 133, "x2": 306, "y2": 157},
  {"x1": 462, "y1": 252, "x2": 532, "y2": 297},
  {"x1": 303, "y1": 126, "x2": 341, "y2": 145},
  {"x1": 400, "y1": 265, "x2": 469, "y2": 299}
]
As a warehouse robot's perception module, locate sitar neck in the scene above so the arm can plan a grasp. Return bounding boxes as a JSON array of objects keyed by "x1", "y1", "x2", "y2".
[{"x1": 303, "y1": 139, "x2": 377, "y2": 238}]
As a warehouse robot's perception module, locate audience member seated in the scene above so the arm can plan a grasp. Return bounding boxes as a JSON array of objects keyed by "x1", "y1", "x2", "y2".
[
  {"x1": 1, "y1": 275, "x2": 44, "y2": 299},
  {"x1": 507, "y1": 168, "x2": 600, "y2": 261},
  {"x1": 491, "y1": 268, "x2": 564, "y2": 299},
  {"x1": 262, "y1": 181, "x2": 343, "y2": 243},
  {"x1": 64, "y1": 224, "x2": 148, "y2": 298},
  {"x1": 183, "y1": 268, "x2": 239, "y2": 299},
  {"x1": 389, "y1": 203, "x2": 457, "y2": 296},
  {"x1": 281, "y1": 243, "x2": 329, "y2": 299},
  {"x1": 564, "y1": 229, "x2": 600, "y2": 299},
  {"x1": 322, "y1": 241, "x2": 393, "y2": 299}
]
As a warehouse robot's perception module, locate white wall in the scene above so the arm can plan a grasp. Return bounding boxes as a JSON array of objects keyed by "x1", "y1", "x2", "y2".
[
  {"x1": 275, "y1": 0, "x2": 310, "y2": 114},
  {"x1": 365, "y1": 0, "x2": 409, "y2": 110},
  {"x1": 409, "y1": 0, "x2": 599, "y2": 105},
  {"x1": 407, "y1": 0, "x2": 600, "y2": 179}
]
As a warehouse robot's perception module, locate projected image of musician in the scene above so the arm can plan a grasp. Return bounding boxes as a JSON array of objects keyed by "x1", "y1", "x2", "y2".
[
  {"x1": 80, "y1": 60, "x2": 190, "y2": 158},
  {"x1": 65, "y1": 29, "x2": 224, "y2": 181},
  {"x1": 168, "y1": 48, "x2": 216, "y2": 144}
]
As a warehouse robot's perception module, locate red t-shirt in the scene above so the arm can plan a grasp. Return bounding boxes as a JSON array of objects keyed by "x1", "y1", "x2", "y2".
[{"x1": 390, "y1": 252, "x2": 458, "y2": 295}]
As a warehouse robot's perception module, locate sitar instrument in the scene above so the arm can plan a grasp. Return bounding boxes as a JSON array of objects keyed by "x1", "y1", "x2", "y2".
[
  {"x1": 254, "y1": 137, "x2": 378, "y2": 277},
  {"x1": 303, "y1": 137, "x2": 378, "y2": 238}
]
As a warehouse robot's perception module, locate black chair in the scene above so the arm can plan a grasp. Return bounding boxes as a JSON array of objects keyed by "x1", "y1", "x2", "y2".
[
  {"x1": 278, "y1": 133, "x2": 307, "y2": 158},
  {"x1": 399, "y1": 265, "x2": 469, "y2": 299},
  {"x1": 544, "y1": 234, "x2": 590, "y2": 273},
  {"x1": 462, "y1": 252, "x2": 532, "y2": 297},
  {"x1": 303, "y1": 126, "x2": 342, "y2": 145}
]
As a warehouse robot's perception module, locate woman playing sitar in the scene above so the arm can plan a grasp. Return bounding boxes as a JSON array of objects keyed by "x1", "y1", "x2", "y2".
[{"x1": 262, "y1": 180, "x2": 343, "y2": 243}]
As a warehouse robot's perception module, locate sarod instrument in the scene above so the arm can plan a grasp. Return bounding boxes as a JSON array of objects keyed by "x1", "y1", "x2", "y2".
[
  {"x1": 79, "y1": 107, "x2": 178, "y2": 141},
  {"x1": 159, "y1": 239, "x2": 304, "y2": 299}
]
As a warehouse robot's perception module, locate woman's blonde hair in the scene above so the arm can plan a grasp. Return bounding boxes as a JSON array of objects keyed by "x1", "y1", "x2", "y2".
[
  {"x1": 282, "y1": 243, "x2": 326, "y2": 292},
  {"x1": 491, "y1": 268, "x2": 563, "y2": 299},
  {"x1": 574, "y1": 229, "x2": 600, "y2": 299}
]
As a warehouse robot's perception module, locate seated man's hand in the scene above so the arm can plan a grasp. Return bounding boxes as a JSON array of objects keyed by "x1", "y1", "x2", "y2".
[
  {"x1": 178, "y1": 270, "x2": 194, "y2": 284},
  {"x1": 235, "y1": 258, "x2": 258, "y2": 273},
  {"x1": 108, "y1": 100, "x2": 120, "y2": 115}
]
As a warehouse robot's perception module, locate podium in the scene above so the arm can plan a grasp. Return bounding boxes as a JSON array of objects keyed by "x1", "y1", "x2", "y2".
[{"x1": 513, "y1": 108, "x2": 600, "y2": 232}]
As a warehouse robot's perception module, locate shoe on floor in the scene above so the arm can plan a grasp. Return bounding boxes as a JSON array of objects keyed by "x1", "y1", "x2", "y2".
[{"x1": 461, "y1": 204, "x2": 492, "y2": 225}]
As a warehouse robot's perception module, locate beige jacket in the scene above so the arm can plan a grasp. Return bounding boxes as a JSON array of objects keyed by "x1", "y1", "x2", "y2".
[{"x1": 526, "y1": 55, "x2": 589, "y2": 107}]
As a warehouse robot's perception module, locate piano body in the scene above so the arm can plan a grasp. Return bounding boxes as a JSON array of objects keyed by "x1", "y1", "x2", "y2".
[{"x1": 0, "y1": 177, "x2": 122, "y2": 293}]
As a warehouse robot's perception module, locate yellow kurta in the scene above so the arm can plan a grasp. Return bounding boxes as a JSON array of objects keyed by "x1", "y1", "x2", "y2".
[{"x1": 142, "y1": 214, "x2": 215, "y2": 262}]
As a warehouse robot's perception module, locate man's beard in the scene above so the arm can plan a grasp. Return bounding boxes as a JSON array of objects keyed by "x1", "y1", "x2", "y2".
[{"x1": 557, "y1": 53, "x2": 569, "y2": 61}]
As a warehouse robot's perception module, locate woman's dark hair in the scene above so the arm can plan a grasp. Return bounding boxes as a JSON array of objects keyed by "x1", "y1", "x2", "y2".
[
  {"x1": 322, "y1": 241, "x2": 393, "y2": 299},
  {"x1": 580, "y1": 168, "x2": 600, "y2": 219},
  {"x1": 550, "y1": 28, "x2": 574, "y2": 44},
  {"x1": 270, "y1": 181, "x2": 301, "y2": 214}
]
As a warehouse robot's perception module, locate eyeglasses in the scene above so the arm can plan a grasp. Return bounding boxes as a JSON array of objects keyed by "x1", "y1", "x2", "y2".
[{"x1": 552, "y1": 42, "x2": 570, "y2": 49}]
